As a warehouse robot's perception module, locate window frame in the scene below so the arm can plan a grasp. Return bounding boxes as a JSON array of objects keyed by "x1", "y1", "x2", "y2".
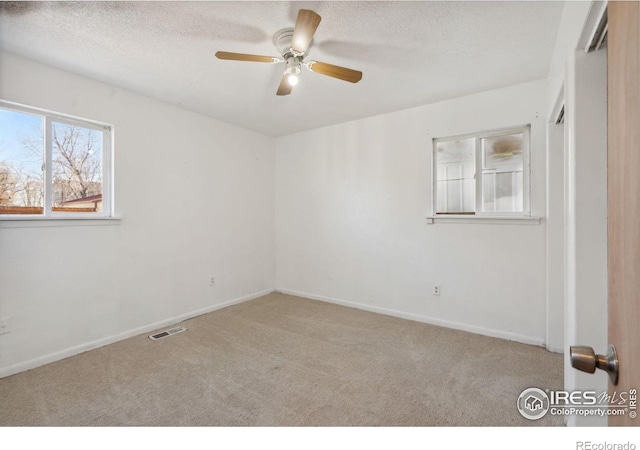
[
  {"x1": 0, "y1": 99, "x2": 114, "y2": 220},
  {"x1": 432, "y1": 124, "x2": 531, "y2": 218}
]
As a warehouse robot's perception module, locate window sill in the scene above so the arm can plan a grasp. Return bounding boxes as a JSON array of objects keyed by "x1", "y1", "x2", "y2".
[
  {"x1": 0, "y1": 216, "x2": 122, "y2": 228},
  {"x1": 426, "y1": 215, "x2": 541, "y2": 225}
]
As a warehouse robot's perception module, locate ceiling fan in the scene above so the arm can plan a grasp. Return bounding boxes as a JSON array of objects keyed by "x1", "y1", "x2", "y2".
[{"x1": 215, "y1": 9, "x2": 363, "y2": 96}]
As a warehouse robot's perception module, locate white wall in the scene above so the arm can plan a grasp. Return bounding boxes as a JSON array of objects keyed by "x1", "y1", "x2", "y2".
[
  {"x1": 275, "y1": 80, "x2": 549, "y2": 346},
  {"x1": 564, "y1": 45, "x2": 608, "y2": 427},
  {"x1": 0, "y1": 52, "x2": 275, "y2": 376},
  {"x1": 546, "y1": 0, "x2": 609, "y2": 426},
  {"x1": 543, "y1": 0, "x2": 594, "y2": 362},
  {"x1": 546, "y1": 117, "x2": 565, "y2": 353},
  {"x1": 546, "y1": 1, "x2": 593, "y2": 117}
]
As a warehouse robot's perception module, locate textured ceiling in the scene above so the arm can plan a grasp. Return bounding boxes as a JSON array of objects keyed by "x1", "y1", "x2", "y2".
[{"x1": 0, "y1": 1, "x2": 565, "y2": 136}]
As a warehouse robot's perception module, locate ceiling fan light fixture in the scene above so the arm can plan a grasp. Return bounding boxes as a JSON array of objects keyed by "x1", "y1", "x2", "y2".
[
  {"x1": 285, "y1": 66, "x2": 301, "y2": 75},
  {"x1": 285, "y1": 58, "x2": 301, "y2": 86},
  {"x1": 285, "y1": 57, "x2": 301, "y2": 75},
  {"x1": 287, "y1": 74, "x2": 299, "y2": 86}
]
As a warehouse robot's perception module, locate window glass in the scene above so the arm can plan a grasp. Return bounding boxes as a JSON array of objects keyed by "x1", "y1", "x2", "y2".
[
  {"x1": 480, "y1": 133, "x2": 524, "y2": 213},
  {"x1": 435, "y1": 137, "x2": 475, "y2": 214},
  {"x1": 434, "y1": 127, "x2": 529, "y2": 216},
  {"x1": 0, "y1": 108, "x2": 44, "y2": 214},
  {"x1": 52, "y1": 122, "x2": 103, "y2": 212}
]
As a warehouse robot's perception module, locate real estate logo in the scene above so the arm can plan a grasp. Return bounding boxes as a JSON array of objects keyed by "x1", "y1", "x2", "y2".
[
  {"x1": 517, "y1": 387, "x2": 550, "y2": 420},
  {"x1": 517, "y1": 387, "x2": 637, "y2": 420}
]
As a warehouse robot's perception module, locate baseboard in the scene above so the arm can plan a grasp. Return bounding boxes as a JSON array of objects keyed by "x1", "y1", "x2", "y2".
[
  {"x1": 0, "y1": 288, "x2": 275, "y2": 378},
  {"x1": 546, "y1": 345, "x2": 564, "y2": 354},
  {"x1": 276, "y1": 287, "x2": 546, "y2": 348}
]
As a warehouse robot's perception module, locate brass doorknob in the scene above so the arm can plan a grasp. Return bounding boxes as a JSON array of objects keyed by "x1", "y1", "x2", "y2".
[{"x1": 570, "y1": 344, "x2": 619, "y2": 385}]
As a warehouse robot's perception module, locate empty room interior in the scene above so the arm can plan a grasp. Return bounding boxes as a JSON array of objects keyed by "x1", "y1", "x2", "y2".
[{"x1": 0, "y1": 0, "x2": 633, "y2": 433}]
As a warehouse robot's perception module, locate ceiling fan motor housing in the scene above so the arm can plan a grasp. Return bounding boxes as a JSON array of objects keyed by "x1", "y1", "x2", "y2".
[{"x1": 273, "y1": 27, "x2": 311, "y2": 59}]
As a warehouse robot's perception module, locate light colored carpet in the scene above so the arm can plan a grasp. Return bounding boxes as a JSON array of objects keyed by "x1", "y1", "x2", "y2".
[{"x1": 0, "y1": 292, "x2": 563, "y2": 426}]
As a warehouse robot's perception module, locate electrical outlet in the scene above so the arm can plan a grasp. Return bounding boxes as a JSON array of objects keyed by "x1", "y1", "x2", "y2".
[
  {"x1": 433, "y1": 285, "x2": 441, "y2": 296},
  {"x1": 209, "y1": 276, "x2": 215, "y2": 287},
  {"x1": 0, "y1": 317, "x2": 11, "y2": 335}
]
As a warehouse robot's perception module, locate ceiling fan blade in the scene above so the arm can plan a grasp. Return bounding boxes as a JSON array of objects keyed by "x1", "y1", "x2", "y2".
[
  {"x1": 215, "y1": 51, "x2": 279, "y2": 63},
  {"x1": 308, "y1": 61, "x2": 363, "y2": 83},
  {"x1": 291, "y1": 9, "x2": 321, "y2": 54},
  {"x1": 276, "y1": 74, "x2": 293, "y2": 96}
]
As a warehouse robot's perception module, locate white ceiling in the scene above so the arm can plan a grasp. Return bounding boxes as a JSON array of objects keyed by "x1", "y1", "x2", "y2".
[{"x1": 0, "y1": 1, "x2": 565, "y2": 137}]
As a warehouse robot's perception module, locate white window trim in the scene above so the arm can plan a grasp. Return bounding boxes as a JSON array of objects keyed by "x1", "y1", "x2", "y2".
[
  {"x1": 0, "y1": 99, "x2": 114, "y2": 221},
  {"x1": 0, "y1": 216, "x2": 121, "y2": 228},
  {"x1": 431, "y1": 124, "x2": 533, "y2": 222},
  {"x1": 425, "y1": 215, "x2": 540, "y2": 225}
]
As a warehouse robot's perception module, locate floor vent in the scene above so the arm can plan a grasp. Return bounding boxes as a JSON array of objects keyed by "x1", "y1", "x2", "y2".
[{"x1": 149, "y1": 326, "x2": 187, "y2": 341}]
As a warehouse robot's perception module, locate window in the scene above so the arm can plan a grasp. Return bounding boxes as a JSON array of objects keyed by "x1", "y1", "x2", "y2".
[
  {"x1": 0, "y1": 100, "x2": 112, "y2": 218},
  {"x1": 433, "y1": 125, "x2": 530, "y2": 216}
]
